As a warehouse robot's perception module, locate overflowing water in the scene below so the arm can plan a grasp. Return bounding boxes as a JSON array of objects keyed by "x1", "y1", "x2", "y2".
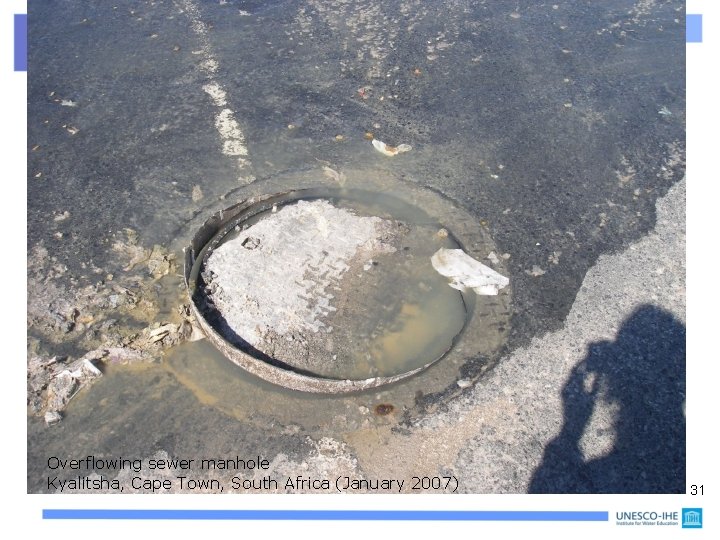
[{"x1": 195, "y1": 189, "x2": 468, "y2": 381}]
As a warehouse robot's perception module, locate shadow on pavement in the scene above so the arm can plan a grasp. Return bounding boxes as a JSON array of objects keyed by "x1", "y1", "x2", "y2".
[{"x1": 529, "y1": 305, "x2": 685, "y2": 493}]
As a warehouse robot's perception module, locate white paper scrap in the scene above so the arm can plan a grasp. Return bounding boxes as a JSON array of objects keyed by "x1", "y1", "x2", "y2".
[
  {"x1": 371, "y1": 139, "x2": 412, "y2": 157},
  {"x1": 431, "y1": 248, "x2": 509, "y2": 295}
]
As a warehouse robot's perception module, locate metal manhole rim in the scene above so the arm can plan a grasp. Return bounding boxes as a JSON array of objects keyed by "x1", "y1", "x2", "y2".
[{"x1": 184, "y1": 187, "x2": 468, "y2": 394}]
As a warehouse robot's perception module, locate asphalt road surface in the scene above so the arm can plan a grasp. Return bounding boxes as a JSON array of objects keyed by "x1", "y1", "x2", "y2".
[{"x1": 27, "y1": 0, "x2": 685, "y2": 493}]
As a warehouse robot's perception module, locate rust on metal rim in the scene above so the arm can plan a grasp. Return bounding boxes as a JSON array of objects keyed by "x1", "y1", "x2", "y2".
[{"x1": 184, "y1": 190, "x2": 448, "y2": 394}]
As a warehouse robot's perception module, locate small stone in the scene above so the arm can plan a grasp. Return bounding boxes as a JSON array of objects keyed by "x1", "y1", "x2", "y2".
[
  {"x1": 79, "y1": 359, "x2": 103, "y2": 379},
  {"x1": 457, "y1": 379, "x2": 472, "y2": 388},
  {"x1": 374, "y1": 403, "x2": 394, "y2": 416},
  {"x1": 147, "y1": 245, "x2": 175, "y2": 278},
  {"x1": 147, "y1": 323, "x2": 178, "y2": 343},
  {"x1": 526, "y1": 265, "x2": 546, "y2": 277},
  {"x1": 28, "y1": 396, "x2": 45, "y2": 415},
  {"x1": 47, "y1": 373, "x2": 79, "y2": 411},
  {"x1": 45, "y1": 411, "x2": 63, "y2": 425},
  {"x1": 241, "y1": 236, "x2": 261, "y2": 250}
]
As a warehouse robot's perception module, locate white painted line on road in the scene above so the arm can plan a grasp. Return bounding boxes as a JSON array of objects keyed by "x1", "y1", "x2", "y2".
[{"x1": 178, "y1": 0, "x2": 252, "y2": 179}]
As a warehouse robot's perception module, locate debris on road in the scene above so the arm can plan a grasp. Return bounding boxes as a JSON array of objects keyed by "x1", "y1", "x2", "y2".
[
  {"x1": 431, "y1": 248, "x2": 509, "y2": 295},
  {"x1": 525, "y1": 265, "x2": 547, "y2": 277},
  {"x1": 371, "y1": 139, "x2": 412, "y2": 157},
  {"x1": 322, "y1": 166, "x2": 346, "y2": 186}
]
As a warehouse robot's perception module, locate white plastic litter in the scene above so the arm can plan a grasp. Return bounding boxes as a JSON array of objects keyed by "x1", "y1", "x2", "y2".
[
  {"x1": 371, "y1": 139, "x2": 412, "y2": 157},
  {"x1": 431, "y1": 248, "x2": 509, "y2": 296}
]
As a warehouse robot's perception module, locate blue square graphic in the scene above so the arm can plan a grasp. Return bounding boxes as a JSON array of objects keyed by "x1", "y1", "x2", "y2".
[
  {"x1": 682, "y1": 508, "x2": 702, "y2": 529},
  {"x1": 687, "y1": 14, "x2": 702, "y2": 43},
  {"x1": 14, "y1": 14, "x2": 27, "y2": 71}
]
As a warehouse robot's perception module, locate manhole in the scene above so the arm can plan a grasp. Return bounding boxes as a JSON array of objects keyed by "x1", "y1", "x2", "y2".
[{"x1": 185, "y1": 187, "x2": 479, "y2": 393}]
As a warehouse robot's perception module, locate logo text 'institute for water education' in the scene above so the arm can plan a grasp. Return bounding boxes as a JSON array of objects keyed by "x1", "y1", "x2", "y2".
[{"x1": 615, "y1": 508, "x2": 703, "y2": 528}]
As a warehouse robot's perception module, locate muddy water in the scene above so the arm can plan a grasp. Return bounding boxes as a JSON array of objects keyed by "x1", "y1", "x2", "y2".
[
  {"x1": 38, "y1": 321, "x2": 470, "y2": 444},
  {"x1": 28, "y1": 170, "x2": 513, "y2": 491},
  {"x1": 197, "y1": 189, "x2": 468, "y2": 380},
  {"x1": 111, "y1": 181, "x2": 494, "y2": 429}
]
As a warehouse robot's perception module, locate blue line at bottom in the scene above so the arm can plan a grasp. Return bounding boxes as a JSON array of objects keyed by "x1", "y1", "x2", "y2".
[{"x1": 43, "y1": 509, "x2": 608, "y2": 521}]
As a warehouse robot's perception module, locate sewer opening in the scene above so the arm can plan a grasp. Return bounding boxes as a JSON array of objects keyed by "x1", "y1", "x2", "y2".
[{"x1": 186, "y1": 188, "x2": 473, "y2": 391}]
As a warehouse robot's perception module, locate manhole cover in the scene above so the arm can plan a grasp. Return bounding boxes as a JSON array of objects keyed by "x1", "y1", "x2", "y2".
[
  {"x1": 186, "y1": 187, "x2": 477, "y2": 392},
  {"x1": 184, "y1": 170, "x2": 512, "y2": 396}
]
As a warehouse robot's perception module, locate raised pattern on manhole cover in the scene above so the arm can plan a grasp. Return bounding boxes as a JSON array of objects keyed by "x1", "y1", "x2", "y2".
[
  {"x1": 184, "y1": 179, "x2": 512, "y2": 395},
  {"x1": 202, "y1": 198, "x2": 465, "y2": 380}
]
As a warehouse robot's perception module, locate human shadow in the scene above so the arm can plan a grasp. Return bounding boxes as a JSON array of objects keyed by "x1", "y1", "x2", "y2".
[{"x1": 529, "y1": 305, "x2": 685, "y2": 493}]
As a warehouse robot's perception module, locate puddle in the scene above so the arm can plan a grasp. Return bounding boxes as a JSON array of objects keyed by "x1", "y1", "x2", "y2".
[
  {"x1": 129, "y1": 173, "x2": 508, "y2": 424},
  {"x1": 52, "y1": 332, "x2": 468, "y2": 438},
  {"x1": 28, "y1": 168, "x2": 513, "y2": 488},
  {"x1": 191, "y1": 189, "x2": 468, "y2": 383}
]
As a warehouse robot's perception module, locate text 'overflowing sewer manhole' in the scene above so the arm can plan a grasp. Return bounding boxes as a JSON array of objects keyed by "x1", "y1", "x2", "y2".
[{"x1": 185, "y1": 187, "x2": 509, "y2": 393}]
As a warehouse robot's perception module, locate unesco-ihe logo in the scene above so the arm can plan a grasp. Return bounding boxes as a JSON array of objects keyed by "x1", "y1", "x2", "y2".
[
  {"x1": 615, "y1": 510, "x2": 679, "y2": 527},
  {"x1": 682, "y1": 508, "x2": 702, "y2": 529}
]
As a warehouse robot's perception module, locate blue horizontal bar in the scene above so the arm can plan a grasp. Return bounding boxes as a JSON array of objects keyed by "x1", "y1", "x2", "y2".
[
  {"x1": 687, "y1": 14, "x2": 702, "y2": 43},
  {"x1": 14, "y1": 14, "x2": 27, "y2": 71},
  {"x1": 43, "y1": 509, "x2": 608, "y2": 521}
]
